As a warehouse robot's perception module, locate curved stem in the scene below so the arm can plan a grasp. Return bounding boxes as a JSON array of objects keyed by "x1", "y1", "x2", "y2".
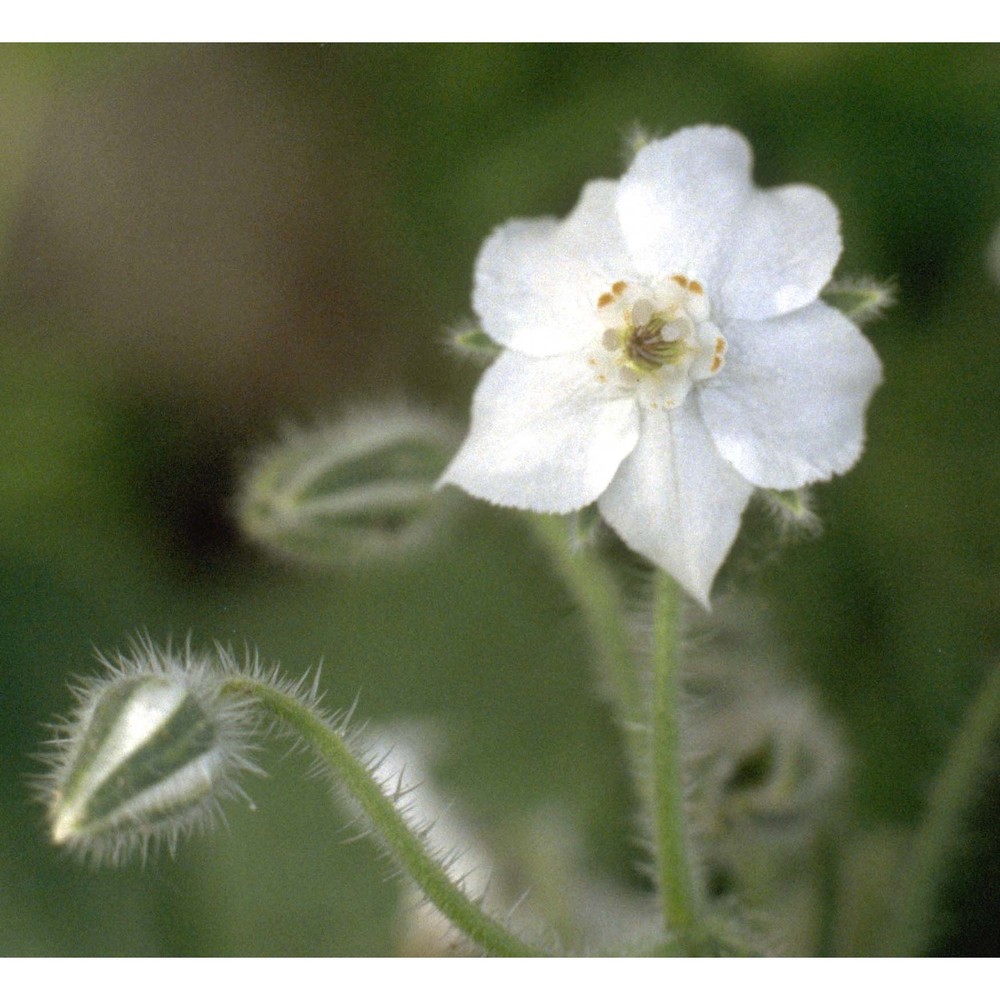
[
  {"x1": 890, "y1": 661, "x2": 1000, "y2": 956},
  {"x1": 220, "y1": 675, "x2": 545, "y2": 957},
  {"x1": 650, "y1": 572, "x2": 700, "y2": 938}
]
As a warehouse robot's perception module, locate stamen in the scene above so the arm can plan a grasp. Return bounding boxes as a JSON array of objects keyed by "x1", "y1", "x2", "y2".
[{"x1": 631, "y1": 299, "x2": 654, "y2": 326}]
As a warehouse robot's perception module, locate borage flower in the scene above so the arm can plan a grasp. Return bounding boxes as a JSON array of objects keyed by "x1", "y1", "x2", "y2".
[{"x1": 441, "y1": 126, "x2": 882, "y2": 605}]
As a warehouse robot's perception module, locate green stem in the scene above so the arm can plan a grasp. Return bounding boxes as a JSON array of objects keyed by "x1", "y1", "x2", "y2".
[
  {"x1": 220, "y1": 675, "x2": 545, "y2": 957},
  {"x1": 528, "y1": 514, "x2": 645, "y2": 772},
  {"x1": 890, "y1": 661, "x2": 1000, "y2": 956},
  {"x1": 650, "y1": 572, "x2": 700, "y2": 939},
  {"x1": 813, "y1": 825, "x2": 843, "y2": 957},
  {"x1": 530, "y1": 520, "x2": 704, "y2": 945}
]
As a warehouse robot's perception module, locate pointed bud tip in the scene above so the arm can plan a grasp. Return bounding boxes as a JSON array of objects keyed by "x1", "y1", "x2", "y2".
[{"x1": 49, "y1": 808, "x2": 77, "y2": 846}]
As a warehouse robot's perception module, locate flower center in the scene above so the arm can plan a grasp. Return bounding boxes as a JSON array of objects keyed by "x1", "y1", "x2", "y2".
[{"x1": 587, "y1": 275, "x2": 727, "y2": 409}]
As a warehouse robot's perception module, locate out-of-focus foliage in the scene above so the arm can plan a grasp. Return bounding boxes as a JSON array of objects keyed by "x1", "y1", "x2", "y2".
[{"x1": 1, "y1": 43, "x2": 998, "y2": 955}]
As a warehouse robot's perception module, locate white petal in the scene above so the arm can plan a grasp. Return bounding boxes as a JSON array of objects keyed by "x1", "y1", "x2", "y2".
[
  {"x1": 473, "y1": 180, "x2": 634, "y2": 357},
  {"x1": 439, "y1": 350, "x2": 640, "y2": 514},
  {"x1": 714, "y1": 183, "x2": 841, "y2": 320},
  {"x1": 617, "y1": 126, "x2": 841, "y2": 320},
  {"x1": 617, "y1": 126, "x2": 755, "y2": 280},
  {"x1": 698, "y1": 302, "x2": 883, "y2": 490},
  {"x1": 598, "y1": 403, "x2": 754, "y2": 607}
]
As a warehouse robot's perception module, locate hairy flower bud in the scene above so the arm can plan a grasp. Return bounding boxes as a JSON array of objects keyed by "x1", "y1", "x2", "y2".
[
  {"x1": 42, "y1": 641, "x2": 258, "y2": 864},
  {"x1": 239, "y1": 406, "x2": 460, "y2": 568},
  {"x1": 703, "y1": 689, "x2": 845, "y2": 843}
]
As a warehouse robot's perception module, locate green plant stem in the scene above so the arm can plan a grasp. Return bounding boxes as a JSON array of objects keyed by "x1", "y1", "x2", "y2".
[
  {"x1": 528, "y1": 514, "x2": 645, "y2": 772},
  {"x1": 650, "y1": 572, "x2": 700, "y2": 939},
  {"x1": 813, "y1": 825, "x2": 843, "y2": 957},
  {"x1": 220, "y1": 675, "x2": 545, "y2": 957},
  {"x1": 530, "y1": 519, "x2": 705, "y2": 947},
  {"x1": 890, "y1": 660, "x2": 1000, "y2": 956}
]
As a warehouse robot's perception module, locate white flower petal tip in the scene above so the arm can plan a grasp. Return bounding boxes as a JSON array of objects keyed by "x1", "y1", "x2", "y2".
[
  {"x1": 438, "y1": 352, "x2": 641, "y2": 515},
  {"x1": 450, "y1": 125, "x2": 883, "y2": 604}
]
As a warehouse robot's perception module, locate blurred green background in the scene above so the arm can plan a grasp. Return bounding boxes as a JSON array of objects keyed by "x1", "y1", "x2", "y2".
[{"x1": 1, "y1": 43, "x2": 998, "y2": 955}]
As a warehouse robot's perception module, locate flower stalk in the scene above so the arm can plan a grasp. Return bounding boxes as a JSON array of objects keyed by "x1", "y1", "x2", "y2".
[
  {"x1": 219, "y1": 674, "x2": 545, "y2": 957},
  {"x1": 649, "y1": 572, "x2": 701, "y2": 941}
]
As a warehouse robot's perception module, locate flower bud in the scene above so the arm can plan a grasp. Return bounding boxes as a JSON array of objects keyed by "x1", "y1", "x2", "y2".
[
  {"x1": 684, "y1": 599, "x2": 846, "y2": 851},
  {"x1": 688, "y1": 678, "x2": 847, "y2": 886},
  {"x1": 704, "y1": 689, "x2": 845, "y2": 843},
  {"x1": 239, "y1": 406, "x2": 460, "y2": 568},
  {"x1": 43, "y1": 641, "x2": 257, "y2": 864}
]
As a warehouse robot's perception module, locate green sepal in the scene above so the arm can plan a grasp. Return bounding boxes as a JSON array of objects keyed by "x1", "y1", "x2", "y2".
[
  {"x1": 448, "y1": 326, "x2": 502, "y2": 365},
  {"x1": 764, "y1": 488, "x2": 811, "y2": 520},
  {"x1": 821, "y1": 277, "x2": 895, "y2": 325}
]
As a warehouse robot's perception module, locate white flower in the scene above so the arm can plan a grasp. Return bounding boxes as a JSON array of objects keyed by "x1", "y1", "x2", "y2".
[{"x1": 441, "y1": 126, "x2": 883, "y2": 605}]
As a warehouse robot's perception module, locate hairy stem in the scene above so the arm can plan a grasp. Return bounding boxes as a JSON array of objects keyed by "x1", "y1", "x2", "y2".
[
  {"x1": 650, "y1": 572, "x2": 700, "y2": 938},
  {"x1": 221, "y1": 675, "x2": 545, "y2": 957}
]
